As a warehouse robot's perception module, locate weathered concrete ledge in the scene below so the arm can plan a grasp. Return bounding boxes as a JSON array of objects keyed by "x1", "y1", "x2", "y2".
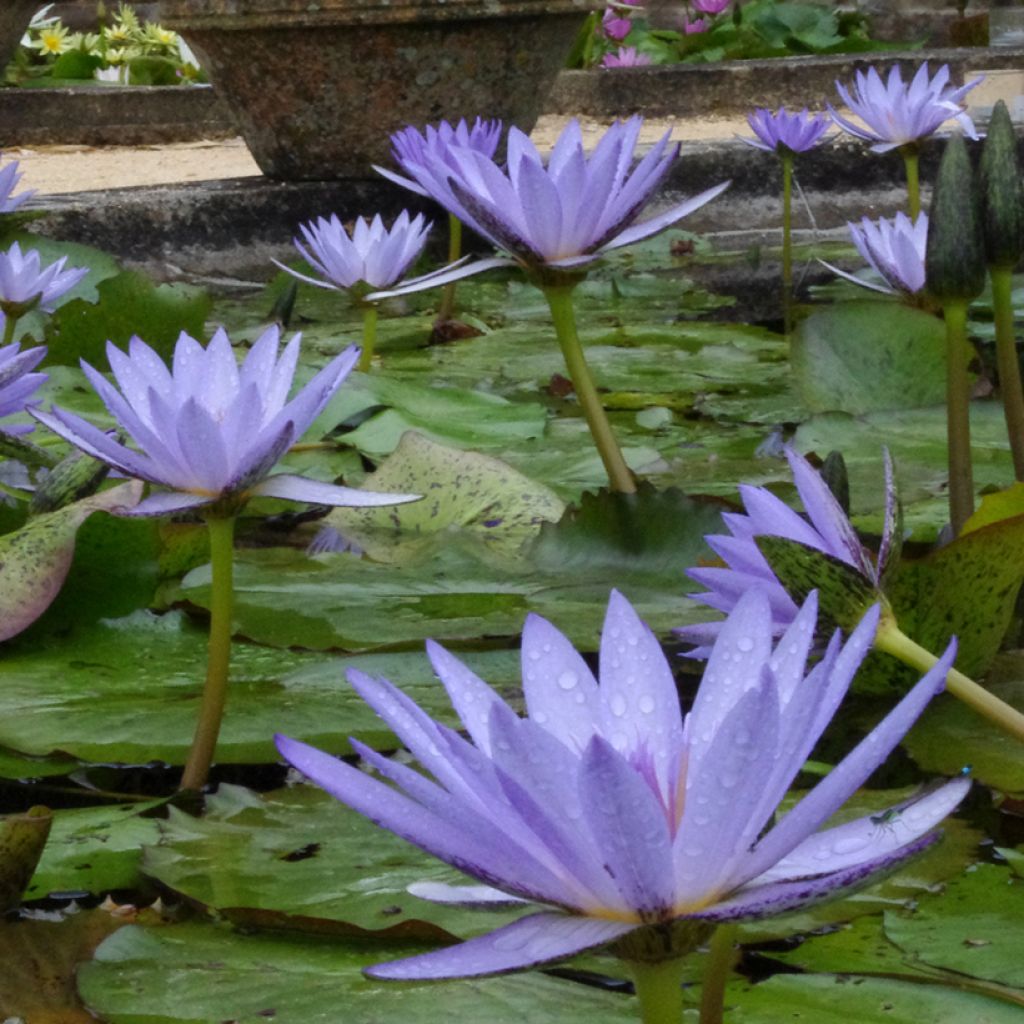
[
  {"x1": 547, "y1": 46, "x2": 1024, "y2": 119},
  {"x1": 3, "y1": 45, "x2": 1021, "y2": 148},
  {"x1": 0, "y1": 85, "x2": 235, "y2": 147}
]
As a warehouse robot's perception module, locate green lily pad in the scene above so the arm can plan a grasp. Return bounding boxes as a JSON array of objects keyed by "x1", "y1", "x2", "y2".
[
  {"x1": 78, "y1": 921, "x2": 640, "y2": 1024},
  {"x1": 792, "y1": 301, "x2": 951, "y2": 415},
  {"x1": 0, "y1": 607, "x2": 521, "y2": 769},
  {"x1": 323, "y1": 431, "x2": 565, "y2": 561},
  {"x1": 143, "y1": 783, "x2": 528, "y2": 939},
  {"x1": 26, "y1": 800, "x2": 166, "y2": 900},
  {"x1": 0, "y1": 806, "x2": 53, "y2": 911},
  {"x1": 884, "y1": 864, "x2": 1024, "y2": 988}
]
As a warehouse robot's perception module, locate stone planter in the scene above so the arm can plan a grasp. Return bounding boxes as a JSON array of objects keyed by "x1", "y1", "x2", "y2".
[
  {"x1": 1, "y1": 0, "x2": 42, "y2": 74},
  {"x1": 156, "y1": 0, "x2": 588, "y2": 180}
]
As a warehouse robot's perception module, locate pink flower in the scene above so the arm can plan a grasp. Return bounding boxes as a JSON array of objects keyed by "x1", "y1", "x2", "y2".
[
  {"x1": 602, "y1": 6, "x2": 632, "y2": 41},
  {"x1": 692, "y1": 0, "x2": 730, "y2": 13},
  {"x1": 601, "y1": 46, "x2": 653, "y2": 68},
  {"x1": 684, "y1": 14, "x2": 709, "y2": 33}
]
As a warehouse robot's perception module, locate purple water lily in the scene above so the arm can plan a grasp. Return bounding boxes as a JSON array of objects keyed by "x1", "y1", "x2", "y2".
[
  {"x1": 0, "y1": 341, "x2": 47, "y2": 436},
  {"x1": 692, "y1": 0, "x2": 730, "y2": 12},
  {"x1": 0, "y1": 153, "x2": 34, "y2": 214},
  {"x1": 680, "y1": 447, "x2": 895, "y2": 654},
  {"x1": 278, "y1": 588, "x2": 965, "y2": 982},
  {"x1": 742, "y1": 108, "x2": 830, "y2": 155},
  {"x1": 0, "y1": 241, "x2": 87, "y2": 320},
  {"x1": 31, "y1": 327, "x2": 419, "y2": 517},
  {"x1": 829, "y1": 63, "x2": 980, "y2": 154},
  {"x1": 371, "y1": 117, "x2": 728, "y2": 286},
  {"x1": 602, "y1": 46, "x2": 652, "y2": 67},
  {"x1": 824, "y1": 211, "x2": 928, "y2": 296},
  {"x1": 602, "y1": 1, "x2": 637, "y2": 42},
  {"x1": 376, "y1": 117, "x2": 503, "y2": 201},
  {"x1": 275, "y1": 211, "x2": 431, "y2": 294}
]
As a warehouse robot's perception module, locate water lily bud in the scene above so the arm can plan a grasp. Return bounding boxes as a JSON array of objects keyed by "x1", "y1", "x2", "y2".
[
  {"x1": 925, "y1": 131, "x2": 986, "y2": 301},
  {"x1": 979, "y1": 99, "x2": 1024, "y2": 269},
  {"x1": 28, "y1": 448, "x2": 109, "y2": 515}
]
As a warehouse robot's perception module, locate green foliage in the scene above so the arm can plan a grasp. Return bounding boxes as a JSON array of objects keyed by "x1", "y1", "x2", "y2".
[
  {"x1": 979, "y1": 100, "x2": 1024, "y2": 269},
  {"x1": 0, "y1": 806, "x2": 52, "y2": 912},
  {"x1": 792, "y1": 301, "x2": 952, "y2": 414}
]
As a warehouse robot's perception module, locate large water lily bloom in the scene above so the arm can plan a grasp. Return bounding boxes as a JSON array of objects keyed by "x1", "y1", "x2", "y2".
[
  {"x1": 31, "y1": 327, "x2": 418, "y2": 790},
  {"x1": 31, "y1": 327, "x2": 416, "y2": 519},
  {"x1": 0, "y1": 242, "x2": 88, "y2": 342},
  {"x1": 274, "y1": 212, "x2": 432, "y2": 371},
  {"x1": 679, "y1": 447, "x2": 1024, "y2": 743},
  {"x1": 742, "y1": 108, "x2": 830, "y2": 155},
  {"x1": 0, "y1": 341, "x2": 47, "y2": 436},
  {"x1": 829, "y1": 63, "x2": 981, "y2": 218},
  {"x1": 829, "y1": 63, "x2": 979, "y2": 154},
  {"x1": 823, "y1": 211, "x2": 928, "y2": 297},
  {"x1": 0, "y1": 154, "x2": 35, "y2": 214},
  {"x1": 277, "y1": 589, "x2": 966, "y2": 1010},
  {"x1": 371, "y1": 116, "x2": 729, "y2": 494}
]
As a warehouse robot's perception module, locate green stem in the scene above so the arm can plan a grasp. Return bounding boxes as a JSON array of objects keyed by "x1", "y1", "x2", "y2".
[
  {"x1": 699, "y1": 924, "x2": 738, "y2": 1024},
  {"x1": 781, "y1": 154, "x2": 794, "y2": 335},
  {"x1": 543, "y1": 283, "x2": 636, "y2": 494},
  {"x1": 991, "y1": 265, "x2": 1024, "y2": 480},
  {"x1": 179, "y1": 514, "x2": 236, "y2": 792},
  {"x1": 875, "y1": 618, "x2": 1024, "y2": 743},
  {"x1": 2, "y1": 314, "x2": 17, "y2": 347},
  {"x1": 358, "y1": 304, "x2": 378, "y2": 374},
  {"x1": 943, "y1": 299, "x2": 974, "y2": 534},
  {"x1": 902, "y1": 145, "x2": 921, "y2": 220},
  {"x1": 632, "y1": 958, "x2": 687, "y2": 1024},
  {"x1": 436, "y1": 214, "x2": 462, "y2": 323}
]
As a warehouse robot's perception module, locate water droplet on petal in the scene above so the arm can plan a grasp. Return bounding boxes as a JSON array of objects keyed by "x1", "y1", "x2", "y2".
[
  {"x1": 610, "y1": 694, "x2": 627, "y2": 717},
  {"x1": 558, "y1": 671, "x2": 578, "y2": 691},
  {"x1": 737, "y1": 637, "x2": 754, "y2": 653},
  {"x1": 639, "y1": 696, "x2": 656, "y2": 714}
]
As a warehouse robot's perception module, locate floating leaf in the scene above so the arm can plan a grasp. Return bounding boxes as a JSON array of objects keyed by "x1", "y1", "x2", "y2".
[
  {"x1": 0, "y1": 806, "x2": 52, "y2": 912},
  {"x1": 0, "y1": 481, "x2": 142, "y2": 643},
  {"x1": 323, "y1": 431, "x2": 564, "y2": 561},
  {"x1": 792, "y1": 301, "x2": 952, "y2": 415},
  {"x1": 143, "y1": 783, "x2": 528, "y2": 940}
]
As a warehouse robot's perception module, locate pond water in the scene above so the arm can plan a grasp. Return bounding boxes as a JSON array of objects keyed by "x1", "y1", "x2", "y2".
[{"x1": 1, "y1": 220, "x2": 1024, "y2": 1022}]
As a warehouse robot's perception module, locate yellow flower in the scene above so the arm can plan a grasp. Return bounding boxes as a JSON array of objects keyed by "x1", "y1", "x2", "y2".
[{"x1": 32, "y1": 24, "x2": 70, "y2": 55}]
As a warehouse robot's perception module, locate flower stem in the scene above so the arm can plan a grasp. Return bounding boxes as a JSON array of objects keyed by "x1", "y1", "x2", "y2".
[
  {"x1": 902, "y1": 145, "x2": 921, "y2": 220},
  {"x1": 990, "y1": 265, "x2": 1024, "y2": 480},
  {"x1": 943, "y1": 298, "x2": 974, "y2": 534},
  {"x1": 2, "y1": 314, "x2": 16, "y2": 348},
  {"x1": 358, "y1": 304, "x2": 379, "y2": 373},
  {"x1": 875, "y1": 619, "x2": 1024, "y2": 743},
  {"x1": 631, "y1": 957, "x2": 687, "y2": 1024},
  {"x1": 543, "y1": 283, "x2": 637, "y2": 493},
  {"x1": 436, "y1": 213, "x2": 462, "y2": 323},
  {"x1": 180, "y1": 514, "x2": 236, "y2": 792},
  {"x1": 699, "y1": 924, "x2": 738, "y2": 1024},
  {"x1": 781, "y1": 153, "x2": 794, "y2": 335}
]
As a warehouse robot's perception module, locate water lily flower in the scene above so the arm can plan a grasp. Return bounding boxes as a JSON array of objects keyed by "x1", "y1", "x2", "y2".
[
  {"x1": 274, "y1": 212, "x2": 431, "y2": 370},
  {"x1": 829, "y1": 63, "x2": 979, "y2": 154},
  {"x1": 0, "y1": 242, "x2": 88, "y2": 330},
  {"x1": 692, "y1": 0, "x2": 730, "y2": 12},
  {"x1": 601, "y1": 46, "x2": 652, "y2": 67},
  {"x1": 31, "y1": 326, "x2": 416, "y2": 519},
  {"x1": 822, "y1": 211, "x2": 928, "y2": 297},
  {"x1": 829, "y1": 63, "x2": 981, "y2": 217},
  {"x1": 742, "y1": 108, "x2": 830, "y2": 155},
  {"x1": 0, "y1": 154, "x2": 35, "y2": 214},
  {"x1": 276, "y1": 212, "x2": 430, "y2": 294},
  {"x1": 277, "y1": 588, "x2": 965, "y2": 1002},
  {"x1": 370, "y1": 116, "x2": 729, "y2": 495},
  {"x1": 0, "y1": 342, "x2": 47, "y2": 436},
  {"x1": 683, "y1": 14, "x2": 708, "y2": 33},
  {"x1": 32, "y1": 326, "x2": 418, "y2": 791},
  {"x1": 679, "y1": 446, "x2": 1024, "y2": 743},
  {"x1": 602, "y1": 2, "x2": 637, "y2": 42}
]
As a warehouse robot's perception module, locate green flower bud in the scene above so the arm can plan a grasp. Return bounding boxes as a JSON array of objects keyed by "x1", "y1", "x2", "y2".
[
  {"x1": 979, "y1": 99, "x2": 1024, "y2": 269},
  {"x1": 925, "y1": 132, "x2": 986, "y2": 302}
]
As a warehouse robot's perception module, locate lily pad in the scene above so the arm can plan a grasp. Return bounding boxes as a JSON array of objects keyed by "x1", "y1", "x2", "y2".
[
  {"x1": 323, "y1": 431, "x2": 565, "y2": 561},
  {"x1": 143, "y1": 783, "x2": 528, "y2": 940},
  {"x1": 78, "y1": 920, "x2": 639, "y2": 1024},
  {"x1": 0, "y1": 481, "x2": 142, "y2": 643},
  {"x1": 0, "y1": 806, "x2": 53, "y2": 911},
  {"x1": 792, "y1": 300, "x2": 951, "y2": 415}
]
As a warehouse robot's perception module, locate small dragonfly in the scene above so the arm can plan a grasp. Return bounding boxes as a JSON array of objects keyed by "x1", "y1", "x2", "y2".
[{"x1": 870, "y1": 767, "x2": 972, "y2": 838}]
